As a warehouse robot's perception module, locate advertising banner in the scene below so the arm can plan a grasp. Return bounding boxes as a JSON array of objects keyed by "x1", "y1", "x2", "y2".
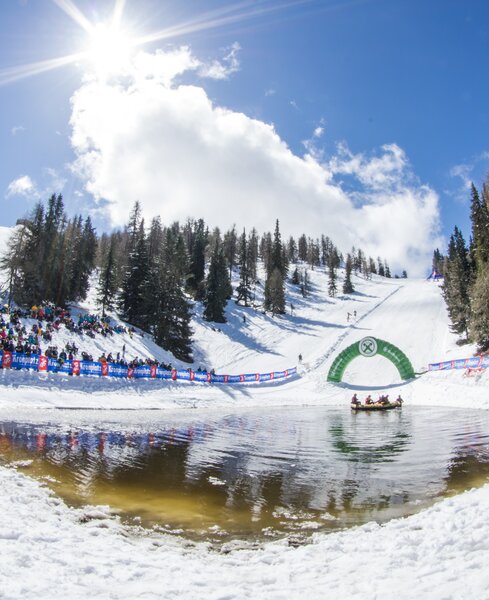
[
  {"x1": 0, "y1": 348, "x2": 298, "y2": 386},
  {"x1": 38, "y1": 355, "x2": 48, "y2": 372},
  {"x1": 2, "y1": 351, "x2": 12, "y2": 369},
  {"x1": 428, "y1": 356, "x2": 489, "y2": 371},
  {"x1": 109, "y1": 364, "x2": 128, "y2": 378},
  {"x1": 12, "y1": 353, "x2": 39, "y2": 370}
]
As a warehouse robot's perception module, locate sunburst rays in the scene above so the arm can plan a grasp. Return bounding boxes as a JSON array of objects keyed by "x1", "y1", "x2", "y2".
[{"x1": 0, "y1": 0, "x2": 310, "y2": 87}]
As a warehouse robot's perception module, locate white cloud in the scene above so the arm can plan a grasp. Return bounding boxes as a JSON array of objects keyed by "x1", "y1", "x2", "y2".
[
  {"x1": 43, "y1": 167, "x2": 67, "y2": 192},
  {"x1": 11, "y1": 125, "x2": 25, "y2": 135},
  {"x1": 313, "y1": 126, "x2": 324, "y2": 139},
  {"x1": 198, "y1": 43, "x2": 241, "y2": 80},
  {"x1": 448, "y1": 152, "x2": 489, "y2": 204},
  {"x1": 330, "y1": 142, "x2": 410, "y2": 191},
  {"x1": 69, "y1": 46, "x2": 441, "y2": 276},
  {"x1": 6, "y1": 175, "x2": 39, "y2": 199}
]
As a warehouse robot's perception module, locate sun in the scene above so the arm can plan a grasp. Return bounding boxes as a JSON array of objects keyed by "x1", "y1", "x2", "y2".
[
  {"x1": 86, "y1": 22, "x2": 135, "y2": 77},
  {"x1": 0, "y1": 0, "x2": 300, "y2": 87}
]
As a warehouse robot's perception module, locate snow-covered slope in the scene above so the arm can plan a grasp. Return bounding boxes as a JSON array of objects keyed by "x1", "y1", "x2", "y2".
[
  {"x1": 0, "y1": 225, "x2": 12, "y2": 255},
  {"x1": 1, "y1": 266, "x2": 485, "y2": 410}
]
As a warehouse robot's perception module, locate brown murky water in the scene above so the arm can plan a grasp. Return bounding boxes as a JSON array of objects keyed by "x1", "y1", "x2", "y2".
[{"x1": 1, "y1": 406, "x2": 489, "y2": 542}]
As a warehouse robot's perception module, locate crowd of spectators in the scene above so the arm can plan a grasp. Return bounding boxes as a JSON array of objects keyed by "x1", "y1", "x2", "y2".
[
  {"x1": 0, "y1": 302, "x2": 213, "y2": 374},
  {"x1": 0, "y1": 302, "x2": 157, "y2": 369}
]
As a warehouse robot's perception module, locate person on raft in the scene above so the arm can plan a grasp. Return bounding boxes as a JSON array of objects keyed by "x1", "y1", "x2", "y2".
[
  {"x1": 351, "y1": 393, "x2": 360, "y2": 406},
  {"x1": 396, "y1": 394, "x2": 403, "y2": 404},
  {"x1": 378, "y1": 394, "x2": 390, "y2": 405},
  {"x1": 365, "y1": 395, "x2": 373, "y2": 405}
]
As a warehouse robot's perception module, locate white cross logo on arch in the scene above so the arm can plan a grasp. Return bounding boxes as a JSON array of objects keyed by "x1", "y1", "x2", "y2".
[{"x1": 359, "y1": 337, "x2": 378, "y2": 357}]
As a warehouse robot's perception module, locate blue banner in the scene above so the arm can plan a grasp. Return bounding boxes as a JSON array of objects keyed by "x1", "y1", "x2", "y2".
[
  {"x1": 79, "y1": 361, "x2": 102, "y2": 377},
  {"x1": 0, "y1": 348, "x2": 297, "y2": 385},
  {"x1": 11, "y1": 353, "x2": 39, "y2": 370},
  {"x1": 157, "y1": 368, "x2": 173, "y2": 380},
  {"x1": 428, "y1": 356, "x2": 489, "y2": 371},
  {"x1": 108, "y1": 364, "x2": 128, "y2": 378}
]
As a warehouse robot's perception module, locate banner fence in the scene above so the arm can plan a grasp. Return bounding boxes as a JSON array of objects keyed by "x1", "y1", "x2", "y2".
[
  {"x1": 0, "y1": 350, "x2": 297, "y2": 385},
  {"x1": 428, "y1": 355, "x2": 489, "y2": 372}
]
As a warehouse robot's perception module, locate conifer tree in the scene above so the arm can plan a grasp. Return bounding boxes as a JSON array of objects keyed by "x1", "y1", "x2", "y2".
[
  {"x1": 343, "y1": 253, "x2": 355, "y2": 294},
  {"x1": 307, "y1": 238, "x2": 320, "y2": 270},
  {"x1": 443, "y1": 227, "x2": 471, "y2": 338},
  {"x1": 432, "y1": 249, "x2": 444, "y2": 275},
  {"x1": 0, "y1": 222, "x2": 29, "y2": 307},
  {"x1": 328, "y1": 260, "x2": 337, "y2": 297},
  {"x1": 247, "y1": 228, "x2": 259, "y2": 283},
  {"x1": 270, "y1": 220, "x2": 287, "y2": 278},
  {"x1": 204, "y1": 240, "x2": 232, "y2": 322},
  {"x1": 470, "y1": 183, "x2": 489, "y2": 271},
  {"x1": 321, "y1": 236, "x2": 334, "y2": 267},
  {"x1": 300, "y1": 268, "x2": 310, "y2": 297},
  {"x1": 223, "y1": 225, "x2": 238, "y2": 279},
  {"x1": 298, "y1": 234, "x2": 308, "y2": 262},
  {"x1": 150, "y1": 228, "x2": 193, "y2": 362},
  {"x1": 188, "y1": 219, "x2": 207, "y2": 299},
  {"x1": 287, "y1": 236, "x2": 297, "y2": 263},
  {"x1": 119, "y1": 220, "x2": 149, "y2": 326},
  {"x1": 264, "y1": 220, "x2": 286, "y2": 314},
  {"x1": 236, "y1": 229, "x2": 253, "y2": 306},
  {"x1": 260, "y1": 231, "x2": 273, "y2": 275},
  {"x1": 264, "y1": 267, "x2": 286, "y2": 315},
  {"x1": 469, "y1": 264, "x2": 489, "y2": 351},
  {"x1": 96, "y1": 236, "x2": 117, "y2": 316}
]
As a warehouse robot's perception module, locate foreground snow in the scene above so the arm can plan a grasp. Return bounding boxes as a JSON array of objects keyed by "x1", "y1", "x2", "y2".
[
  {"x1": 1, "y1": 462, "x2": 489, "y2": 600},
  {"x1": 1, "y1": 272, "x2": 488, "y2": 598}
]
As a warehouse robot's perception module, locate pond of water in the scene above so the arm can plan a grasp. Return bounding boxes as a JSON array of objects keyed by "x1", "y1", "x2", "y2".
[{"x1": 1, "y1": 406, "x2": 489, "y2": 543}]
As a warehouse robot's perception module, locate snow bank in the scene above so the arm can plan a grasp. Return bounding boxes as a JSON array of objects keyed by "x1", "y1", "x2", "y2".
[{"x1": 1, "y1": 464, "x2": 489, "y2": 599}]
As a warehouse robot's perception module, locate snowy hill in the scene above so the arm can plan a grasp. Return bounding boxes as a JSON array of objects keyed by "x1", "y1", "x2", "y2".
[
  {"x1": 1, "y1": 261, "x2": 485, "y2": 410},
  {"x1": 0, "y1": 225, "x2": 11, "y2": 254}
]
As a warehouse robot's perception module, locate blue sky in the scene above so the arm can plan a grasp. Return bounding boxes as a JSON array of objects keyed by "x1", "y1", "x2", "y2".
[{"x1": 1, "y1": 0, "x2": 489, "y2": 274}]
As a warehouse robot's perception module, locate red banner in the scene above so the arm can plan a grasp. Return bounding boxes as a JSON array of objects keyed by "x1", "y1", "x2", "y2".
[
  {"x1": 207, "y1": 372, "x2": 211, "y2": 382},
  {"x1": 255, "y1": 373, "x2": 260, "y2": 382},
  {"x1": 240, "y1": 374, "x2": 245, "y2": 382},
  {"x1": 190, "y1": 370, "x2": 195, "y2": 381},
  {"x1": 128, "y1": 367, "x2": 134, "y2": 379},
  {"x1": 72, "y1": 360, "x2": 80, "y2": 376},
  {"x1": 150, "y1": 365, "x2": 157, "y2": 379},
  {"x1": 38, "y1": 355, "x2": 48, "y2": 372},
  {"x1": 101, "y1": 362, "x2": 109, "y2": 377},
  {"x1": 171, "y1": 369, "x2": 177, "y2": 381},
  {"x1": 2, "y1": 351, "x2": 12, "y2": 369}
]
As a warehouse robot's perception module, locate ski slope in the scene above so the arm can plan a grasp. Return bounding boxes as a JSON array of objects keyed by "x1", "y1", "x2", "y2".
[{"x1": 1, "y1": 263, "x2": 484, "y2": 411}]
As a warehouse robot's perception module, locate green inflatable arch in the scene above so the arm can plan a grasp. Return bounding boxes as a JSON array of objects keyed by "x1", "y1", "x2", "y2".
[{"x1": 327, "y1": 336, "x2": 415, "y2": 383}]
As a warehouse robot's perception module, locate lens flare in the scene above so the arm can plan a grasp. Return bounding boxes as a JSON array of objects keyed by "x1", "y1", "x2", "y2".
[{"x1": 86, "y1": 22, "x2": 135, "y2": 77}]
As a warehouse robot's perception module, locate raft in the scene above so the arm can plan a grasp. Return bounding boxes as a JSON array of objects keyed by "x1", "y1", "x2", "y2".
[{"x1": 351, "y1": 401, "x2": 402, "y2": 411}]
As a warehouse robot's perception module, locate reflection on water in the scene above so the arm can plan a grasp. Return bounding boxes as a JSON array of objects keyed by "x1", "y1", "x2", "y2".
[{"x1": 1, "y1": 406, "x2": 489, "y2": 542}]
